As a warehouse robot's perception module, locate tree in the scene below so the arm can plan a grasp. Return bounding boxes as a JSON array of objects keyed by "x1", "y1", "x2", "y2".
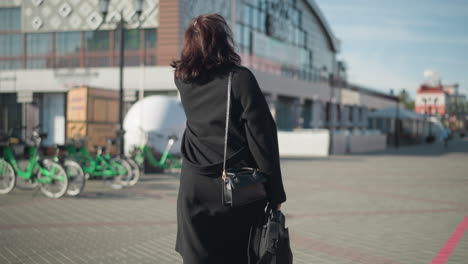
[{"x1": 399, "y1": 89, "x2": 415, "y2": 110}]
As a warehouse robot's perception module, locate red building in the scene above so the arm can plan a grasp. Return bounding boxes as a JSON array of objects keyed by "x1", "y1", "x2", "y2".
[{"x1": 415, "y1": 84, "x2": 450, "y2": 115}]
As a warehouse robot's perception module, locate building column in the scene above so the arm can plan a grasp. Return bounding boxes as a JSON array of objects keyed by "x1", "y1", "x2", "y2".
[
  {"x1": 352, "y1": 105, "x2": 359, "y2": 129},
  {"x1": 294, "y1": 98, "x2": 305, "y2": 129},
  {"x1": 313, "y1": 100, "x2": 324, "y2": 128},
  {"x1": 361, "y1": 106, "x2": 369, "y2": 129},
  {"x1": 308, "y1": 99, "x2": 315, "y2": 128}
]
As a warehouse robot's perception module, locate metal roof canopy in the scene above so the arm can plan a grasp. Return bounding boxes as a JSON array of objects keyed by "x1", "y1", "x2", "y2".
[{"x1": 368, "y1": 107, "x2": 426, "y2": 120}]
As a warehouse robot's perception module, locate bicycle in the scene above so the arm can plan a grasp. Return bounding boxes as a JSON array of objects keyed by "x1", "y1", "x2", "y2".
[
  {"x1": 0, "y1": 132, "x2": 15, "y2": 194},
  {"x1": 104, "y1": 136, "x2": 140, "y2": 187},
  {"x1": 51, "y1": 144, "x2": 86, "y2": 196},
  {"x1": 0, "y1": 129, "x2": 68, "y2": 198},
  {"x1": 130, "y1": 130, "x2": 182, "y2": 173},
  {"x1": 65, "y1": 138, "x2": 133, "y2": 188}
]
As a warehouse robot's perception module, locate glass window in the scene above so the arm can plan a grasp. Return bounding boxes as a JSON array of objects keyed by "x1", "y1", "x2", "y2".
[
  {"x1": 84, "y1": 31, "x2": 110, "y2": 67},
  {"x1": 259, "y1": 10, "x2": 266, "y2": 33},
  {"x1": 115, "y1": 29, "x2": 140, "y2": 50},
  {"x1": 251, "y1": 6, "x2": 258, "y2": 29},
  {"x1": 242, "y1": 4, "x2": 250, "y2": 25},
  {"x1": 144, "y1": 29, "x2": 156, "y2": 49},
  {"x1": 84, "y1": 31, "x2": 109, "y2": 51},
  {"x1": 0, "y1": 34, "x2": 22, "y2": 56},
  {"x1": 297, "y1": 10, "x2": 302, "y2": 28},
  {"x1": 0, "y1": 8, "x2": 21, "y2": 31},
  {"x1": 0, "y1": 60, "x2": 21, "y2": 70},
  {"x1": 55, "y1": 32, "x2": 81, "y2": 68},
  {"x1": 55, "y1": 32, "x2": 81, "y2": 55},
  {"x1": 26, "y1": 33, "x2": 52, "y2": 56},
  {"x1": 243, "y1": 26, "x2": 250, "y2": 50},
  {"x1": 235, "y1": 23, "x2": 243, "y2": 48},
  {"x1": 144, "y1": 29, "x2": 156, "y2": 65},
  {"x1": 26, "y1": 33, "x2": 52, "y2": 69}
]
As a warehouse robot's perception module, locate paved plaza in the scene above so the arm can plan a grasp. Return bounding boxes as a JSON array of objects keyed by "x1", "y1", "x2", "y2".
[{"x1": 1, "y1": 139, "x2": 468, "y2": 264}]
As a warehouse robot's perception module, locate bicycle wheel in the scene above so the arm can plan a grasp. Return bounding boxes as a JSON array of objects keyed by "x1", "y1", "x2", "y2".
[
  {"x1": 0, "y1": 159, "x2": 15, "y2": 194},
  {"x1": 64, "y1": 159, "x2": 86, "y2": 196},
  {"x1": 112, "y1": 157, "x2": 133, "y2": 187},
  {"x1": 38, "y1": 159, "x2": 69, "y2": 198},
  {"x1": 126, "y1": 158, "x2": 141, "y2": 186},
  {"x1": 15, "y1": 159, "x2": 39, "y2": 190}
]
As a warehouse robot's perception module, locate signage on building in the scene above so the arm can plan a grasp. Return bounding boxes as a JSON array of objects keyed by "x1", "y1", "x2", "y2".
[
  {"x1": 341, "y1": 89, "x2": 360, "y2": 105},
  {"x1": 17, "y1": 91, "x2": 34, "y2": 103}
]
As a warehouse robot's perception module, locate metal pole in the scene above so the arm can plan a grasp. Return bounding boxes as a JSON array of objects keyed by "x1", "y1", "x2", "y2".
[
  {"x1": 395, "y1": 99, "x2": 399, "y2": 148},
  {"x1": 328, "y1": 74, "x2": 334, "y2": 155},
  {"x1": 118, "y1": 17, "x2": 125, "y2": 155}
]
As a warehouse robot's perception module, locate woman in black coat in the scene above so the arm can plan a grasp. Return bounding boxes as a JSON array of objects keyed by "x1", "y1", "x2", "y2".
[{"x1": 172, "y1": 14, "x2": 287, "y2": 264}]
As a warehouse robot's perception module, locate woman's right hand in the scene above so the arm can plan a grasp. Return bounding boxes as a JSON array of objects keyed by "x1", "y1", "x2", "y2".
[{"x1": 277, "y1": 203, "x2": 282, "y2": 210}]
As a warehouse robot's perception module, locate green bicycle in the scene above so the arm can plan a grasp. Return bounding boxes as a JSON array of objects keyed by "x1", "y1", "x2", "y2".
[
  {"x1": 0, "y1": 132, "x2": 15, "y2": 194},
  {"x1": 131, "y1": 131, "x2": 182, "y2": 173},
  {"x1": 0, "y1": 129, "x2": 68, "y2": 198},
  {"x1": 51, "y1": 144, "x2": 86, "y2": 196},
  {"x1": 65, "y1": 138, "x2": 133, "y2": 187}
]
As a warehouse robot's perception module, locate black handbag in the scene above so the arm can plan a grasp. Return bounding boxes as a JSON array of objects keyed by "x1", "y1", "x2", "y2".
[
  {"x1": 222, "y1": 72, "x2": 267, "y2": 207},
  {"x1": 248, "y1": 208, "x2": 293, "y2": 264}
]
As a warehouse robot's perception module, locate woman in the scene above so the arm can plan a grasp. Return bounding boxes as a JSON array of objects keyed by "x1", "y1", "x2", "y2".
[{"x1": 173, "y1": 14, "x2": 287, "y2": 264}]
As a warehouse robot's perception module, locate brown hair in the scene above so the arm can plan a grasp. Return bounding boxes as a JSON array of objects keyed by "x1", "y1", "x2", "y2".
[{"x1": 172, "y1": 14, "x2": 241, "y2": 81}]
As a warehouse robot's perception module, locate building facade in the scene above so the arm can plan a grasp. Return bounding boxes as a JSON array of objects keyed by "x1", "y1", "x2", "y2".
[
  {"x1": 0, "y1": 0, "x2": 397, "y2": 146},
  {"x1": 415, "y1": 84, "x2": 449, "y2": 116}
]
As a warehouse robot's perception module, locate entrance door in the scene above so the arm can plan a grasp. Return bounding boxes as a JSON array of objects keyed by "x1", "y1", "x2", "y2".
[{"x1": 41, "y1": 93, "x2": 65, "y2": 146}]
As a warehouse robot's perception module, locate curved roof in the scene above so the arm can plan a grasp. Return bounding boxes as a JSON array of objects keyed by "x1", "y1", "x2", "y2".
[
  {"x1": 304, "y1": 0, "x2": 340, "y2": 53},
  {"x1": 368, "y1": 107, "x2": 425, "y2": 120}
]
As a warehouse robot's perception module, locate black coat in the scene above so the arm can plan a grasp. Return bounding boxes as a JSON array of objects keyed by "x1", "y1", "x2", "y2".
[{"x1": 175, "y1": 65, "x2": 287, "y2": 264}]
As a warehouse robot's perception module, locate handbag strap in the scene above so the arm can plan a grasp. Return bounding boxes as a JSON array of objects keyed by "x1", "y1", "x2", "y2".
[{"x1": 222, "y1": 71, "x2": 233, "y2": 180}]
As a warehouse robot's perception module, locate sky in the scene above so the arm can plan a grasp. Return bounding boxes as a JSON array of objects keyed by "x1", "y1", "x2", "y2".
[{"x1": 315, "y1": 0, "x2": 468, "y2": 97}]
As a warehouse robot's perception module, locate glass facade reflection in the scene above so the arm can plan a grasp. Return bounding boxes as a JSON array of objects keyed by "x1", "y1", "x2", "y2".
[
  {"x1": 237, "y1": 0, "x2": 330, "y2": 81},
  {"x1": 178, "y1": 0, "x2": 337, "y2": 83},
  {"x1": 55, "y1": 32, "x2": 81, "y2": 68},
  {"x1": 0, "y1": 27, "x2": 157, "y2": 70},
  {"x1": 0, "y1": 8, "x2": 21, "y2": 31},
  {"x1": 26, "y1": 33, "x2": 52, "y2": 69},
  {"x1": 84, "y1": 31, "x2": 110, "y2": 67},
  {"x1": 0, "y1": 34, "x2": 22, "y2": 70}
]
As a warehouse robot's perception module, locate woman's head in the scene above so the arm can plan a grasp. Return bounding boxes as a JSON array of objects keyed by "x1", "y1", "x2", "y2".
[{"x1": 172, "y1": 14, "x2": 241, "y2": 81}]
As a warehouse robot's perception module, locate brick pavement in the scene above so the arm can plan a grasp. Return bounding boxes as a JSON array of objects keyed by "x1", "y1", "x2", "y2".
[{"x1": 0, "y1": 138, "x2": 467, "y2": 264}]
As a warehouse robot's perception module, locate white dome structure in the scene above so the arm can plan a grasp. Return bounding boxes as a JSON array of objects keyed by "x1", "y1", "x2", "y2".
[{"x1": 123, "y1": 96, "x2": 186, "y2": 155}]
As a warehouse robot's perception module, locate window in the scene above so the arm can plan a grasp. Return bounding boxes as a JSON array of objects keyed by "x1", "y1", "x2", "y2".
[
  {"x1": 114, "y1": 29, "x2": 141, "y2": 66},
  {"x1": 84, "y1": 31, "x2": 109, "y2": 51},
  {"x1": 0, "y1": 34, "x2": 22, "y2": 56},
  {"x1": 84, "y1": 30, "x2": 110, "y2": 67},
  {"x1": 27, "y1": 33, "x2": 52, "y2": 56},
  {"x1": 242, "y1": 4, "x2": 251, "y2": 25},
  {"x1": 259, "y1": 11, "x2": 266, "y2": 32},
  {"x1": 144, "y1": 29, "x2": 156, "y2": 49},
  {"x1": 144, "y1": 29, "x2": 157, "y2": 65},
  {"x1": 243, "y1": 27, "x2": 250, "y2": 51},
  {"x1": 0, "y1": 34, "x2": 22, "y2": 70},
  {"x1": 26, "y1": 33, "x2": 52, "y2": 69},
  {"x1": 55, "y1": 32, "x2": 81, "y2": 68},
  {"x1": 252, "y1": 6, "x2": 259, "y2": 30},
  {"x1": 235, "y1": 23, "x2": 243, "y2": 49},
  {"x1": 0, "y1": 8, "x2": 21, "y2": 31},
  {"x1": 115, "y1": 29, "x2": 140, "y2": 50}
]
